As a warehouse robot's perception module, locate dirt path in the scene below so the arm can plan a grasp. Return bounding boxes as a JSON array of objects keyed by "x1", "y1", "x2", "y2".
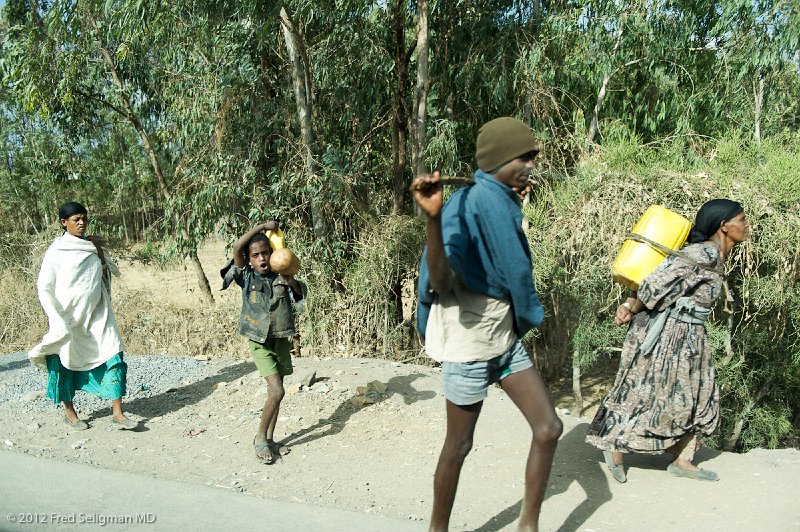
[{"x1": 1, "y1": 352, "x2": 798, "y2": 531}]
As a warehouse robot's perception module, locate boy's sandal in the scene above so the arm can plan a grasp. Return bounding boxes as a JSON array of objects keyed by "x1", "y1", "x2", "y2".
[
  {"x1": 268, "y1": 440, "x2": 291, "y2": 456},
  {"x1": 254, "y1": 438, "x2": 275, "y2": 464}
]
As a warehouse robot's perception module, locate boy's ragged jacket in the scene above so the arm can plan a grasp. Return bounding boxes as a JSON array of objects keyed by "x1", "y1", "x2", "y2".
[{"x1": 220, "y1": 260, "x2": 307, "y2": 343}]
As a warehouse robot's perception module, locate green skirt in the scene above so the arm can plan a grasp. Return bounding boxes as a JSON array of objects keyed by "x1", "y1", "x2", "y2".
[{"x1": 46, "y1": 353, "x2": 127, "y2": 404}]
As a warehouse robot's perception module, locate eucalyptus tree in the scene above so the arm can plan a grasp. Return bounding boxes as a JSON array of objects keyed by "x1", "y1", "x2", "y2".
[
  {"x1": 2, "y1": 0, "x2": 262, "y2": 304},
  {"x1": 712, "y1": 0, "x2": 800, "y2": 142},
  {"x1": 528, "y1": 1, "x2": 721, "y2": 145},
  {"x1": 425, "y1": 0, "x2": 539, "y2": 170},
  {"x1": 412, "y1": 0, "x2": 430, "y2": 178}
]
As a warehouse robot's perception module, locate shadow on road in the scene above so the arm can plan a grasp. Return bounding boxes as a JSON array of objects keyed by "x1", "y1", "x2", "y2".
[
  {"x1": 282, "y1": 373, "x2": 436, "y2": 448},
  {"x1": 472, "y1": 421, "x2": 726, "y2": 531},
  {"x1": 472, "y1": 422, "x2": 613, "y2": 532},
  {"x1": 88, "y1": 361, "x2": 254, "y2": 421},
  {"x1": 0, "y1": 359, "x2": 29, "y2": 373},
  {"x1": 0, "y1": 353, "x2": 30, "y2": 374}
]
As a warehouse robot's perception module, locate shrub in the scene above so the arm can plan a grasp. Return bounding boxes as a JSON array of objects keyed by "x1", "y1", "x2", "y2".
[{"x1": 525, "y1": 128, "x2": 800, "y2": 451}]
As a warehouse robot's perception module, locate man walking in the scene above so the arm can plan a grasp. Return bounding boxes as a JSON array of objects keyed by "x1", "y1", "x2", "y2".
[{"x1": 412, "y1": 117, "x2": 562, "y2": 532}]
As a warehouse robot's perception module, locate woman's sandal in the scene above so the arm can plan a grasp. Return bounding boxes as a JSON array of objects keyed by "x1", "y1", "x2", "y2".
[
  {"x1": 603, "y1": 451, "x2": 627, "y2": 483},
  {"x1": 111, "y1": 418, "x2": 138, "y2": 430},
  {"x1": 667, "y1": 463, "x2": 719, "y2": 481},
  {"x1": 63, "y1": 416, "x2": 89, "y2": 431},
  {"x1": 268, "y1": 440, "x2": 290, "y2": 456},
  {"x1": 254, "y1": 438, "x2": 275, "y2": 464}
]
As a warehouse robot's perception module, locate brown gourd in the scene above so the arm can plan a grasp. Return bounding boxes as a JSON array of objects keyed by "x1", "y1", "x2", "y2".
[{"x1": 270, "y1": 247, "x2": 301, "y2": 275}]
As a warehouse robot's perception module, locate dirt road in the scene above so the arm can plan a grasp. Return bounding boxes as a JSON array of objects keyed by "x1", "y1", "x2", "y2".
[{"x1": 1, "y1": 353, "x2": 798, "y2": 531}]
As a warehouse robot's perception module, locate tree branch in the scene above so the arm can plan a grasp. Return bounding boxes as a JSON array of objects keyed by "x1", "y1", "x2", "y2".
[{"x1": 73, "y1": 87, "x2": 128, "y2": 118}]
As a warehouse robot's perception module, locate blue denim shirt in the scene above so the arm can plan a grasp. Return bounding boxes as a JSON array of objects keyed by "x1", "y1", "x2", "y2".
[
  {"x1": 417, "y1": 169, "x2": 544, "y2": 339},
  {"x1": 222, "y1": 264, "x2": 307, "y2": 343}
]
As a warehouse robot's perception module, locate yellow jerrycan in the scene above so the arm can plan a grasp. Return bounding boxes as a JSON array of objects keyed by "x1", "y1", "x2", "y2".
[
  {"x1": 612, "y1": 205, "x2": 692, "y2": 290},
  {"x1": 266, "y1": 228, "x2": 286, "y2": 251}
]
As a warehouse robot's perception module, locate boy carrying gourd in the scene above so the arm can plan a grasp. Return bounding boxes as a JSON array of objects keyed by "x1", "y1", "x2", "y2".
[{"x1": 222, "y1": 221, "x2": 306, "y2": 464}]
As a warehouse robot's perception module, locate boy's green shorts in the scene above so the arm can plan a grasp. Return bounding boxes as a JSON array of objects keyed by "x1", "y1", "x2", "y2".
[{"x1": 249, "y1": 338, "x2": 294, "y2": 377}]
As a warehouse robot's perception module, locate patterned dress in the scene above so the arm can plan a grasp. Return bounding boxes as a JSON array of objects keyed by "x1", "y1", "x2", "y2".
[{"x1": 586, "y1": 242, "x2": 723, "y2": 454}]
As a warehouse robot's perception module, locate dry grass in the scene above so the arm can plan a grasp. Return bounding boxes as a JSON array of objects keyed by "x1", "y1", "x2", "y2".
[
  {"x1": 0, "y1": 232, "x2": 51, "y2": 352},
  {"x1": 113, "y1": 289, "x2": 243, "y2": 357},
  {"x1": 0, "y1": 237, "x2": 246, "y2": 358}
]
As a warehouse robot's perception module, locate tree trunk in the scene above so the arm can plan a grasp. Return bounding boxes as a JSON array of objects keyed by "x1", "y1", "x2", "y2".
[
  {"x1": 521, "y1": 115, "x2": 532, "y2": 230},
  {"x1": 531, "y1": 0, "x2": 542, "y2": 22},
  {"x1": 412, "y1": 0, "x2": 430, "y2": 177},
  {"x1": 442, "y1": 3, "x2": 456, "y2": 122},
  {"x1": 390, "y1": 0, "x2": 411, "y2": 215},
  {"x1": 94, "y1": 39, "x2": 171, "y2": 200},
  {"x1": 754, "y1": 77, "x2": 764, "y2": 144},
  {"x1": 586, "y1": 27, "x2": 624, "y2": 146},
  {"x1": 586, "y1": 71, "x2": 612, "y2": 146},
  {"x1": 189, "y1": 252, "x2": 214, "y2": 306},
  {"x1": 723, "y1": 379, "x2": 772, "y2": 451},
  {"x1": 91, "y1": 19, "x2": 215, "y2": 305},
  {"x1": 280, "y1": 6, "x2": 326, "y2": 241},
  {"x1": 586, "y1": 26, "x2": 644, "y2": 147},
  {"x1": 586, "y1": 58, "x2": 642, "y2": 146},
  {"x1": 572, "y1": 349, "x2": 583, "y2": 415}
]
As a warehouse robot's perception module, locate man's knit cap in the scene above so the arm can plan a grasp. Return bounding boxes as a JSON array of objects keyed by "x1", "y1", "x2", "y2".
[{"x1": 475, "y1": 117, "x2": 539, "y2": 172}]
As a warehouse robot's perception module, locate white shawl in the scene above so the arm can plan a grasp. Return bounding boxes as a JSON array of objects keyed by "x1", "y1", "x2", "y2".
[{"x1": 28, "y1": 233, "x2": 125, "y2": 371}]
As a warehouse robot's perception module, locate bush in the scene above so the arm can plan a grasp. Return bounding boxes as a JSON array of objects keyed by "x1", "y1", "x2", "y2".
[
  {"x1": 299, "y1": 213, "x2": 425, "y2": 359},
  {"x1": 524, "y1": 128, "x2": 800, "y2": 451}
]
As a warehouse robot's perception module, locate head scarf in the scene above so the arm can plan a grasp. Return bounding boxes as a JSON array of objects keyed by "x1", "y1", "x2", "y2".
[
  {"x1": 688, "y1": 199, "x2": 743, "y2": 243},
  {"x1": 58, "y1": 201, "x2": 88, "y2": 221}
]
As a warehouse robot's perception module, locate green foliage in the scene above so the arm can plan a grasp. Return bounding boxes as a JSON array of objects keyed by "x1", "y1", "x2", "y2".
[
  {"x1": 2, "y1": 0, "x2": 799, "y2": 450},
  {"x1": 129, "y1": 241, "x2": 175, "y2": 269},
  {"x1": 426, "y1": 119, "x2": 466, "y2": 176},
  {"x1": 301, "y1": 214, "x2": 424, "y2": 358},
  {"x1": 525, "y1": 129, "x2": 800, "y2": 452},
  {"x1": 739, "y1": 404, "x2": 794, "y2": 450},
  {"x1": 571, "y1": 316, "x2": 625, "y2": 372}
]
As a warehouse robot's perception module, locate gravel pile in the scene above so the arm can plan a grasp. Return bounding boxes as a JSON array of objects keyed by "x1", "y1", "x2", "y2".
[{"x1": 0, "y1": 352, "x2": 236, "y2": 414}]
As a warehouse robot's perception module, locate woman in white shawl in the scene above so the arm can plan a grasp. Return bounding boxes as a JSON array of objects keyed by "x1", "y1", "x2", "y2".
[{"x1": 28, "y1": 202, "x2": 136, "y2": 431}]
